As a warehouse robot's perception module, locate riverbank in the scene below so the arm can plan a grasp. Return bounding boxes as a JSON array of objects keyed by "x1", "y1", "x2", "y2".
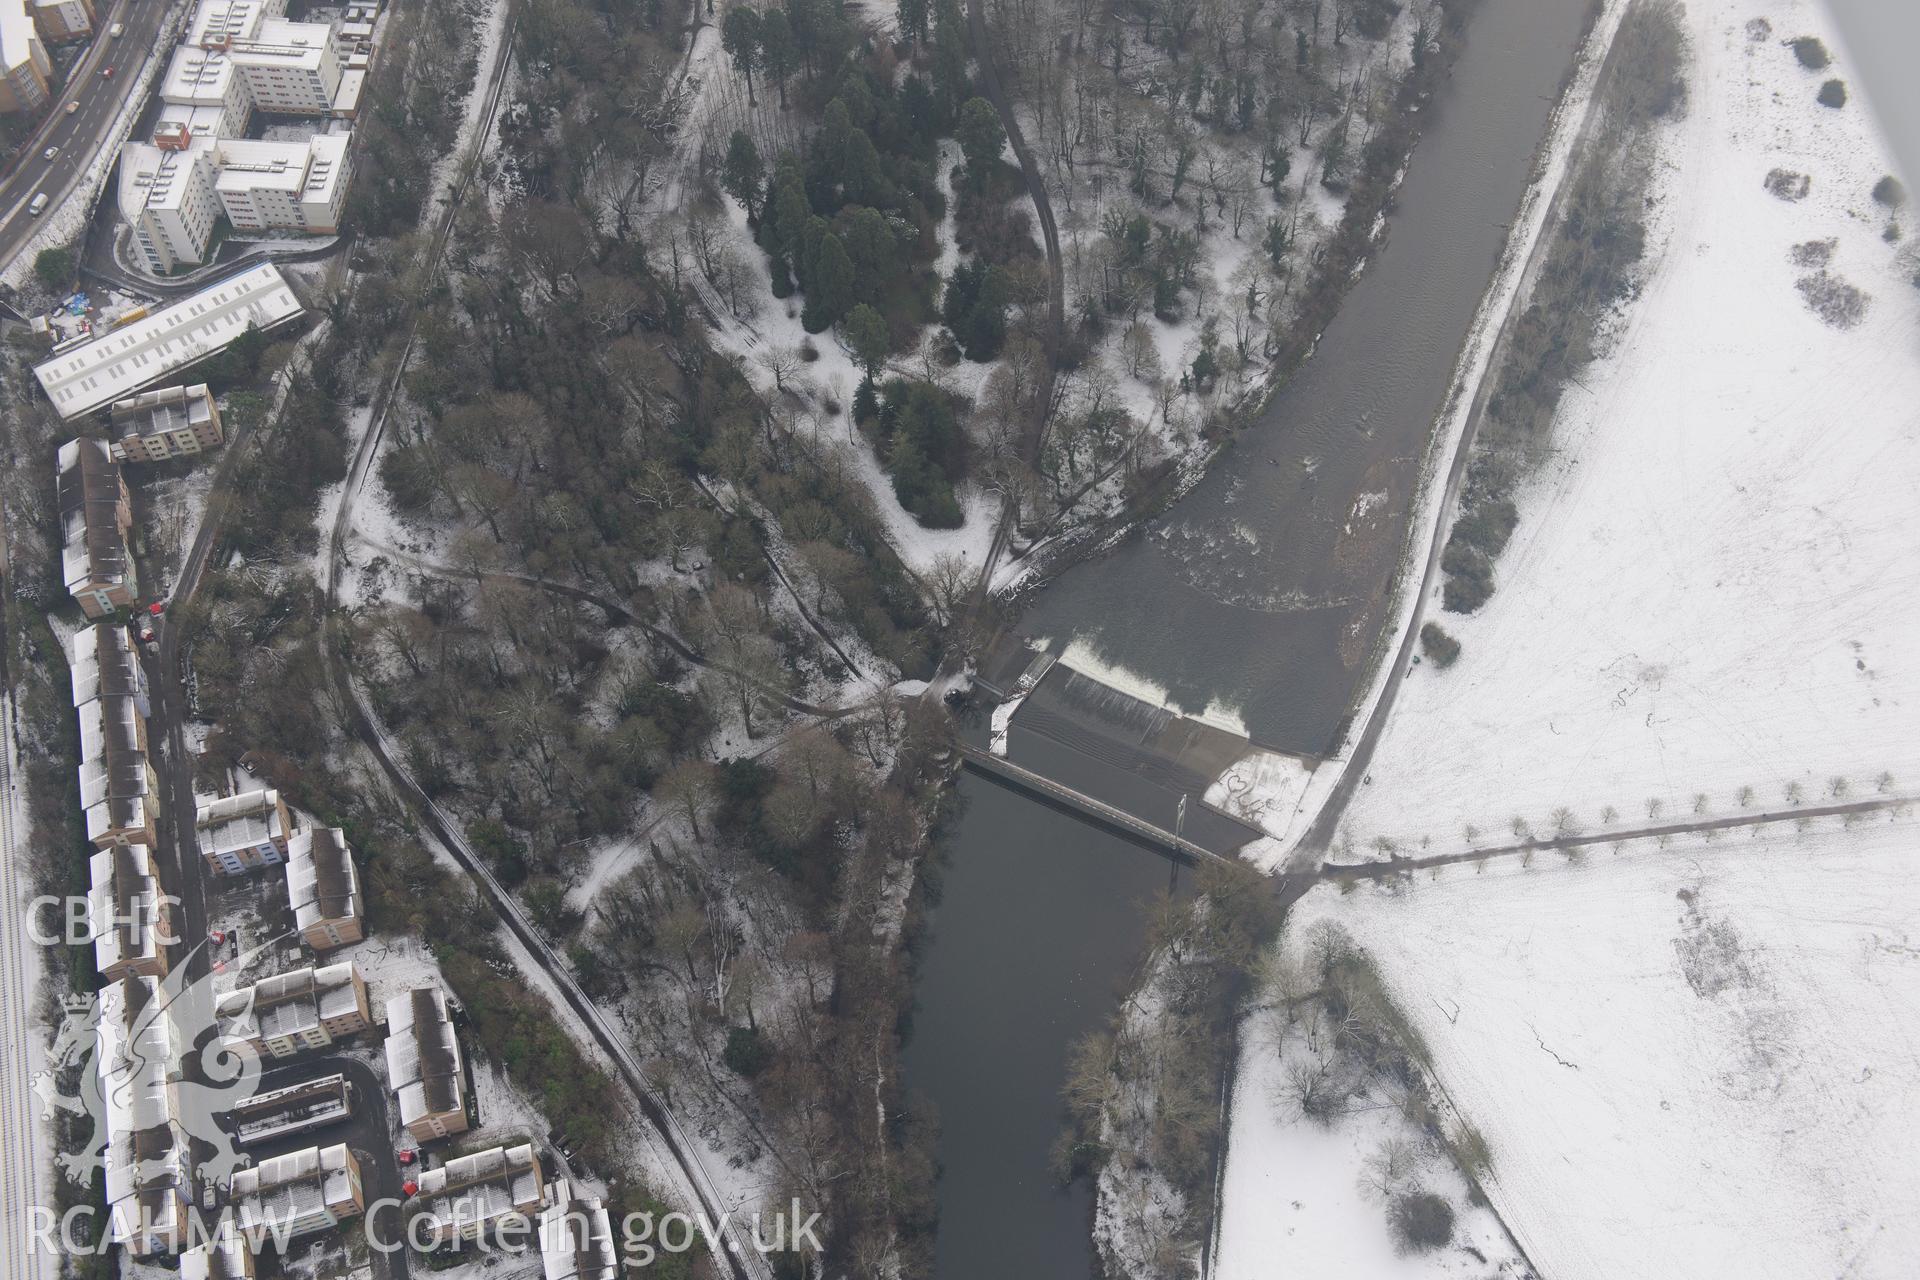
[{"x1": 1241, "y1": 0, "x2": 1636, "y2": 870}]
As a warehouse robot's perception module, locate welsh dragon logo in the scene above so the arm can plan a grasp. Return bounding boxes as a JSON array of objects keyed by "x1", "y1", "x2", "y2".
[{"x1": 32, "y1": 934, "x2": 289, "y2": 1192}]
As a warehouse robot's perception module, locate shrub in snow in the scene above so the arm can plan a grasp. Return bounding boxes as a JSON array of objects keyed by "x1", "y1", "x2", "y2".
[
  {"x1": 1789, "y1": 36, "x2": 1830, "y2": 70},
  {"x1": 1817, "y1": 79, "x2": 1847, "y2": 109},
  {"x1": 1390, "y1": 1190, "x2": 1455, "y2": 1252},
  {"x1": 1872, "y1": 175, "x2": 1907, "y2": 209},
  {"x1": 1794, "y1": 270, "x2": 1869, "y2": 329},
  {"x1": 1763, "y1": 169, "x2": 1811, "y2": 201},
  {"x1": 1419, "y1": 623, "x2": 1461, "y2": 669}
]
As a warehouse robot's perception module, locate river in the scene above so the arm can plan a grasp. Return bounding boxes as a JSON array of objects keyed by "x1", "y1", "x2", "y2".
[
  {"x1": 906, "y1": 0, "x2": 1601, "y2": 1274},
  {"x1": 1020, "y1": 0, "x2": 1605, "y2": 757}
]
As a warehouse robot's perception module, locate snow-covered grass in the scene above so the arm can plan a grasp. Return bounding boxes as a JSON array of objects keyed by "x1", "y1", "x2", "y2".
[
  {"x1": 1335, "y1": 0, "x2": 1920, "y2": 855},
  {"x1": 1216, "y1": 992, "x2": 1533, "y2": 1280},
  {"x1": 1286, "y1": 812, "x2": 1920, "y2": 1280}
]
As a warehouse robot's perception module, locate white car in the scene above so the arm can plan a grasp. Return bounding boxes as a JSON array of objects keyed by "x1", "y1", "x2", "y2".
[{"x1": 42, "y1": 145, "x2": 57, "y2": 160}]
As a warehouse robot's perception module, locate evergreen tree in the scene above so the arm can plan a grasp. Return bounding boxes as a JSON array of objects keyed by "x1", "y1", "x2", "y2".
[
  {"x1": 897, "y1": 0, "x2": 929, "y2": 46},
  {"x1": 722, "y1": 6, "x2": 763, "y2": 107},
  {"x1": 759, "y1": 8, "x2": 793, "y2": 107},
  {"x1": 723, "y1": 131, "x2": 766, "y2": 220},
  {"x1": 845, "y1": 303, "x2": 890, "y2": 382},
  {"x1": 956, "y1": 97, "x2": 1005, "y2": 189},
  {"x1": 802, "y1": 232, "x2": 855, "y2": 331}
]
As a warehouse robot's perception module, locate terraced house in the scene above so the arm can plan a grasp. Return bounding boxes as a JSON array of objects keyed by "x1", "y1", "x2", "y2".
[
  {"x1": 56, "y1": 438, "x2": 137, "y2": 618},
  {"x1": 215, "y1": 962, "x2": 370, "y2": 1059}
]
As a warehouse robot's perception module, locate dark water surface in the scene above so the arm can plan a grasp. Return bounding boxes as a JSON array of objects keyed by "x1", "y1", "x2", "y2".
[
  {"x1": 906, "y1": 0, "x2": 1599, "y2": 1274},
  {"x1": 1020, "y1": 0, "x2": 1602, "y2": 756}
]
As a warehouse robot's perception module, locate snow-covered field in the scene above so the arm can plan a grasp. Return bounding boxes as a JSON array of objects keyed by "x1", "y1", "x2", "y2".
[
  {"x1": 1286, "y1": 815, "x2": 1920, "y2": 1280},
  {"x1": 1216, "y1": 1003, "x2": 1532, "y2": 1280},
  {"x1": 1212, "y1": 1, "x2": 1920, "y2": 1276},
  {"x1": 1336, "y1": 0, "x2": 1920, "y2": 853}
]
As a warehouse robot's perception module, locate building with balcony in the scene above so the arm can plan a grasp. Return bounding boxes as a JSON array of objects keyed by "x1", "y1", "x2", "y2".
[
  {"x1": 215, "y1": 961, "x2": 370, "y2": 1059},
  {"x1": 111, "y1": 383, "x2": 226, "y2": 464},
  {"x1": 285, "y1": 827, "x2": 363, "y2": 951},
  {"x1": 230, "y1": 1143, "x2": 363, "y2": 1243},
  {"x1": 56, "y1": 438, "x2": 136, "y2": 617},
  {"x1": 408, "y1": 1144, "x2": 543, "y2": 1247},
  {"x1": 195, "y1": 788, "x2": 292, "y2": 876},
  {"x1": 227, "y1": 1072, "x2": 352, "y2": 1147},
  {"x1": 383, "y1": 987, "x2": 466, "y2": 1142}
]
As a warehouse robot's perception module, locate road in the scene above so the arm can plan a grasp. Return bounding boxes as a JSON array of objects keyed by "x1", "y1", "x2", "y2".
[{"x1": 0, "y1": 0, "x2": 175, "y2": 278}]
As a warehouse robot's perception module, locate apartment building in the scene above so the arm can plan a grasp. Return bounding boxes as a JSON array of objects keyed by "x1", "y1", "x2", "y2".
[
  {"x1": 99, "y1": 975, "x2": 192, "y2": 1257},
  {"x1": 88, "y1": 842, "x2": 170, "y2": 981},
  {"x1": 228, "y1": 19, "x2": 339, "y2": 114},
  {"x1": 70, "y1": 622, "x2": 149, "y2": 719},
  {"x1": 195, "y1": 788, "x2": 292, "y2": 875},
  {"x1": 31, "y1": 0, "x2": 94, "y2": 43},
  {"x1": 111, "y1": 384, "x2": 226, "y2": 464},
  {"x1": 188, "y1": 0, "x2": 282, "y2": 50},
  {"x1": 215, "y1": 961, "x2": 370, "y2": 1059},
  {"x1": 214, "y1": 133, "x2": 350, "y2": 235},
  {"x1": 227, "y1": 1072, "x2": 352, "y2": 1147},
  {"x1": 78, "y1": 692, "x2": 157, "y2": 849},
  {"x1": 118, "y1": 142, "x2": 223, "y2": 276},
  {"x1": 408, "y1": 1144, "x2": 544, "y2": 1247},
  {"x1": 383, "y1": 987, "x2": 467, "y2": 1142},
  {"x1": 161, "y1": 43, "x2": 252, "y2": 130},
  {"x1": 539, "y1": 1182, "x2": 619, "y2": 1280},
  {"x1": 0, "y1": 0, "x2": 50, "y2": 115},
  {"x1": 179, "y1": 1221, "x2": 256, "y2": 1280},
  {"x1": 56, "y1": 438, "x2": 137, "y2": 617},
  {"x1": 230, "y1": 1143, "x2": 364, "y2": 1243},
  {"x1": 285, "y1": 827, "x2": 364, "y2": 951}
]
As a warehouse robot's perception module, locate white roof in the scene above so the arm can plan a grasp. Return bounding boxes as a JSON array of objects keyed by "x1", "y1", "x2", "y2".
[
  {"x1": 331, "y1": 69, "x2": 364, "y2": 114},
  {"x1": 0, "y1": 0, "x2": 37, "y2": 77},
  {"x1": 98, "y1": 977, "x2": 189, "y2": 1243},
  {"x1": 88, "y1": 843, "x2": 165, "y2": 975},
  {"x1": 383, "y1": 987, "x2": 462, "y2": 1126},
  {"x1": 34, "y1": 264, "x2": 303, "y2": 420},
  {"x1": 156, "y1": 101, "x2": 230, "y2": 139},
  {"x1": 303, "y1": 132, "x2": 347, "y2": 203},
  {"x1": 214, "y1": 138, "x2": 310, "y2": 194},
  {"x1": 230, "y1": 1143, "x2": 355, "y2": 1234},
  {"x1": 187, "y1": 0, "x2": 269, "y2": 47},
  {"x1": 228, "y1": 21, "x2": 329, "y2": 72},
  {"x1": 161, "y1": 44, "x2": 235, "y2": 105},
  {"x1": 540, "y1": 1183, "x2": 618, "y2": 1280},
  {"x1": 69, "y1": 623, "x2": 144, "y2": 710},
  {"x1": 194, "y1": 787, "x2": 286, "y2": 857},
  {"x1": 118, "y1": 142, "x2": 212, "y2": 227}
]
